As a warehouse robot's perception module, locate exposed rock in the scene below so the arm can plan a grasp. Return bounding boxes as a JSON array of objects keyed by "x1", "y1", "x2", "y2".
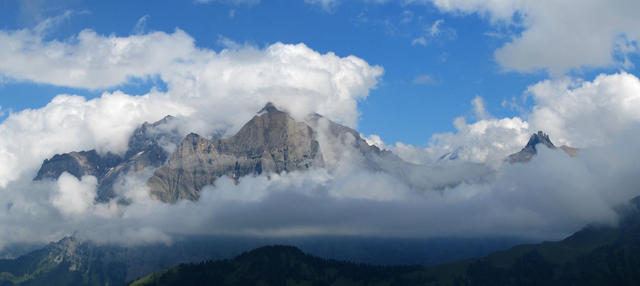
[
  {"x1": 36, "y1": 103, "x2": 397, "y2": 203},
  {"x1": 35, "y1": 116, "x2": 182, "y2": 201},
  {"x1": 306, "y1": 112, "x2": 395, "y2": 172},
  {"x1": 438, "y1": 147, "x2": 463, "y2": 161},
  {"x1": 148, "y1": 103, "x2": 323, "y2": 202},
  {"x1": 507, "y1": 131, "x2": 578, "y2": 163},
  {"x1": 34, "y1": 150, "x2": 122, "y2": 182}
]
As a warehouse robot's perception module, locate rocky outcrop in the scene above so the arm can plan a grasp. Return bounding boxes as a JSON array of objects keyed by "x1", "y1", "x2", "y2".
[
  {"x1": 147, "y1": 103, "x2": 324, "y2": 202},
  {"x1": 35, "y1": 115, "x2": 182, "y2": 201},
  {"x1": 34, "y1": 150, "x2": 122, "y2": 183},
  {"x1": 507, "y1": 131, "x2": 578, "y2": 163},
  {"x1": 35, "y1": 103, "x2": 396, "y2": 203}
]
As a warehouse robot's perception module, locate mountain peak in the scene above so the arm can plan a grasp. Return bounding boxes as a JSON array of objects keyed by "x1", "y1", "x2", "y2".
[
  {"x1": 526, "y1": 131, "x2": 555, "y2": 151},
  {"x1": 507, "y1": 131, "x2": 579, "y2": 163},
  {"x1": 257, "y1": 102, "x2": 284, "y2": 115}
]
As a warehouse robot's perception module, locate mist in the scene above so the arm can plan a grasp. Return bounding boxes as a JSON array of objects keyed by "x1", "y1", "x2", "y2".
[{"x1": 1, "y1": 22, "x2": 640, "y2": 251}]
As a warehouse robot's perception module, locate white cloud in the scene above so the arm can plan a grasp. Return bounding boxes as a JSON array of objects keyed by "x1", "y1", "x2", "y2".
[
  {"x1": 0, "y1": 25, "x2": 383, "y2": 189},
  {"x1": 132, "y1": 14, "x2": 150, "y2": 35},
  {"x1": 412, "y1": 74, "x2": 437, "y2": 85},
  {"x1": 304, "y1": 0, "x2": 339, "y2": 12},
  {"x1": 411, "y1": 36, "x2": 427, "y2": 46},
  {"x1": 52, "y1": 173, "x2": 97, "y2": 216},
  {"x1": 527, "y1": 72, "x2": 640, "y2": 147},
  {"x1": 429, "y1": 19, "x2": 444, "y2": 36},
  {"x1": 396, "y1": 72, "x2": 640, "y2": 166},
  {"x1": 1, "y1": 15, "x2": 640, "y2": 250},
  {"x1": 412, "y1": 19, "x2": 456, "y2": 47},
  {"x1": 471, "y1": 95, "x2": 489, "y2": 120},
  {"x1": 419, "y1": 0, "x2": 640, "y2": 73},
  {"x1": 0, "y1": 28, "x2": 196, "y2": 89},
  {"x1": 0, "y1": 72, "x2": 639, "y2": 249}
]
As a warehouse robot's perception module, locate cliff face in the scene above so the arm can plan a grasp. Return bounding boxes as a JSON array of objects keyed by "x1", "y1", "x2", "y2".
[
  {"x1": 35, "y1": 115, "x2": 182, "y2": 201},
  {"x1": 35, "y1": 103, "x2": 394, "y2": 203},
  {"x1": 147, "y1": 103, "x2": 324, "y2": 202}
]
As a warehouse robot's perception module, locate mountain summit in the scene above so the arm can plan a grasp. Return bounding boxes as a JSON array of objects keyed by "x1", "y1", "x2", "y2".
[
  {"x1": 147, "y1": 103, "x2": 324, "y2": 201},
  {"x1": 35, "y1": 115, "x2": 182, "y2": 201},
  {"x1": 507, "y1": 131, "x2": 578, "y2": 163}
]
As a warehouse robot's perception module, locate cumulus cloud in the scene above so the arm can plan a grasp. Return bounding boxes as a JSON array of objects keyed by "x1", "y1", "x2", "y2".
[
  {"x1": 1, "y1": 17, "x2": 640, "y2": 251},
  {"x1": 417, "y1": 0, "x2": 640, "y2": 73},
  {"x1": 0, "y1": 25, "x2": 382, "y2": 188},
  {"x1": 527, "y1": 72, "x2": 640, "y2": 147},
  {"x1": 2, "y1": 128, "x2": 639, "y2": 248},
  {"x1": 0, "y1": 28, "x2": 195, "y2": 89},
  {"x1": 393, "y1": 72, "x2": 640, "y2": 165}
]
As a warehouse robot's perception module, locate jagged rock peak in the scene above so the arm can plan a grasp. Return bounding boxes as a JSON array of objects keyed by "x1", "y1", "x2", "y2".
[
  {"x1": 507, "y1": 131, "x2": 578, "y2": 163},
  {"x1": 526, "y1": 131, "x2": 555, "y2": 151},
  {"x1": 257, "y1": 102, "x2": 285, "y2": 115}
]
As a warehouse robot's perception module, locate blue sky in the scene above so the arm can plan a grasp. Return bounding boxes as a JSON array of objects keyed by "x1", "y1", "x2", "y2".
[{"x1": 0, "y1": 0, "x2": 638, "y2": 146}]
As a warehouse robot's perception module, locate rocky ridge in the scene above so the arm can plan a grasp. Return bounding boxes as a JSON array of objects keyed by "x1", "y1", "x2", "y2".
[
  {"x1": 35, "y1": 115, "x2": 182, "y2": 201},
  {"x1": 507, "y1": 131, "x2": 578, "y2": 163},
  {"x1": 35, "y1": 103, "x2": 392, "y2": 203},
  {"x1": 147, "y1": 103, "x2": 325, "y2": 201}
]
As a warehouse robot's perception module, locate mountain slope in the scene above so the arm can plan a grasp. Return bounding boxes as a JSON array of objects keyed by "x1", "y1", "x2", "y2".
[
  {"x1": 129, "y1": 197, "x2": 640, "y2": 286},
  {"x1": 35, "y1": 116, "x2": 182, "y2": 201},
  {"x1": 129, "y1": 245, "x2": 431, "y2": 286},
  {"x1": 147, "y1": 103, "x2": 324, "y2": 202},
  {"x1": 420, "y1": 196, "x2": 640, "y2": 285}
]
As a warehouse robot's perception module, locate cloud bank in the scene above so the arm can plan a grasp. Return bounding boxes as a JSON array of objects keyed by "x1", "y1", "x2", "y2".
[
  {"x1": 1, "y1": 20, "x2": 640, "y2": 250},
  {"x1": 420, "y1": 0, "x2": 640, "y2": 73},
  {"x1": 0, "y1": 26, "x2": 382, "y2": 188}
]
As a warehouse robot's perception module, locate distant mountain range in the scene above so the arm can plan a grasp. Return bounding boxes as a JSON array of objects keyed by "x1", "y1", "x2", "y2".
[
  {"x1": 129, "y1": 196, "x2": 640, "y2": 285},
  {"x1": 6, "y1": 106, "x2": 635, "y2": 285},
  {"x1": 35, "y1": 103, "x2": 575, "y2": 204},
  {"x1": 35, "y1": 103, "x2": 394, "y2": 202}
]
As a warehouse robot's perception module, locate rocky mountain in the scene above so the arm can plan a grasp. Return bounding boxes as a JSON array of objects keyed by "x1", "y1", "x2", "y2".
[
  {"x1": 35, "y1": 115, "x2": 183, "y2": 201},
  {"x1": 147, "y1": 103, "x2": 324, "y2": 202},
  {"x1": 507, "y1": 131, "x2": 578, "y2": 163},
  {"x1": 34, "y1": 103, "x2": 397, "y2": 203},
  {"x1": 3, "y1": 194, "x2": 640, "y2": 286}
]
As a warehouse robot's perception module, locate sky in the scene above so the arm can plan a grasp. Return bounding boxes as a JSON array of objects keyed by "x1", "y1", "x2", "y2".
[
  {"x1": 0, "y1": 1, "x2": 638, "y2": 144},
  {"x1": 0, "y1": 0, "x2": 560, "y2": 144},
  {"x1": 1, "y1": 0, "x2": 640, "y2": 248}
]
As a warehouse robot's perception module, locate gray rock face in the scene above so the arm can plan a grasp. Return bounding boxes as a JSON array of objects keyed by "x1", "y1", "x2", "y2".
[
  {"x1": 507, "y1": 131, "x2": 578, "y2": 163},
  {"x1": 35, "y1": 116, "x2": 182, "y2": 201},
  {"x1": 34, "y1": 150, "x2": 122, "y2": 183},
  {"x1": 147, "y1": 103, "x2": 323, "y2": 202},
  {"x1": 35, "y1": 103, "x2": 397, "y2": 203}
]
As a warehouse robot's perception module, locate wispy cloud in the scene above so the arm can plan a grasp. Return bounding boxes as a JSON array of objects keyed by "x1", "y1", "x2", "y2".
[
  {"x1": 132, "y1": 14, "x2": 150, "y2": 35},
  {"x1": 412, "y1": 19, "x2": 456, "y2": 47},
  {"x1": 413, "y1": 74, "x2": 439, "y2": 85},
  {"x1": 304, "y1": 0, "x2": 339, "y2": 12}
]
